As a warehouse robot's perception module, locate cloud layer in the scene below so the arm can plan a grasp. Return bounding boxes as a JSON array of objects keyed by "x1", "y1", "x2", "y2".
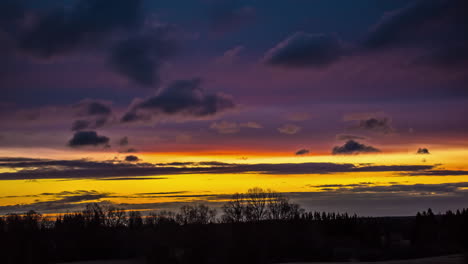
[{"x1": 0, "y1": 156, "x2": 436, "y2": 180}]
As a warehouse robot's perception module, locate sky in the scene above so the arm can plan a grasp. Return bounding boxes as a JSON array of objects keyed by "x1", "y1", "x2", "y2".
[{"x1": 0, "y1": 0, "x2": 467, "y2": 216}]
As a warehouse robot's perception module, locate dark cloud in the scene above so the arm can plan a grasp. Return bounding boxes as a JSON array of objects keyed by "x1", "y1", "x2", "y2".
[
  {"x1": 352, "y1": 165, "x2": 432, "y2": 172},
  {"x1": 101, "y1": 177, "x2": 167, "y2": 181},
  {"x1": 68, "y1": 131, "x2": 110, "y2": 147},
  {"x1": 71, "y1": 117, "x2": 108, "y2": 131},
  {"x1": 209, "y1": 2, "x2": 255, "y2": 34},
  {"x1": 74, "y1": 100, "x2": 112, "y2": 116},
  {"x1": 3, "y1": 0, "x2": 179, "y2": 86},
  {"x1": 19, "y1": 0, "x2": 143, "y2": 58},
  {"x1": 57, "y1": 193, "x2": 108, "y2": 203},
  {"x1": 122, "y1": 79, "x2": 235, "y2": 122},
  {"x1": 119, "y1": 136, "x2": 129, "y2": 146},
  {"x1": 0, "y1": 157, "x2": 42, "y2": 162},
  {"x1": 362, "y1": 0, "x2": 468, "y2": 67},
  {"x1": 308, "y1": 182, "x2": 374, "y2": 189},
  {"x1": 0, "y1": 190, "x2": 111, "y2": 214},
  {"x1": 0, "y1": 0, "x2": 26, "y2": 34},
  {"x1": 108, "y1": 27, "x2": 176, "y2": 87},
  {"x1": 362, "y1": 0, "x2": 446, "y2": 50},
  {"x1": 332, "y1": 140, "x2": 380, "y2": 155},
  {"x1": 353, "y1": 117, "x2": 394, "y2": 134},
  {"x1": 71, "y1": 100, "x2": 112, "y2": 131},
  {"x1": 0, "y1": 158, "x2": 148, "y2": 170},
  {"x1": 264, "y1": 32, "x2": 345, "y2": 68},
  {"x1": 0, "y1": 157, "x2": 433, "y2": 180},
  {"x1": 295, "y1": 149, "x2": 310, "y2": 155},
  {"x1": 0, "y1": 190, "x2": 230, "y2": 214},
  {"x1": 120, "y1": 111, "x2": 150, "y2": 123},
  {"x1": 403, "y1": 170, "x2": 468, "y2": 176},
  {"x1": 416, "y1": 148, "x2": 430, "y2": 154},
  {"x1": 71, "y1": 120, "x2": 90, "y2": 131},
  {"x1": 315, "y1": 182, "x2": 468, "y2": 194},
  {"x1": 124, "y1": 155, "x2": 140, "y2": 162},
  {"x1": 263, "y1": 0, "x2": 468, "y2": 70}
]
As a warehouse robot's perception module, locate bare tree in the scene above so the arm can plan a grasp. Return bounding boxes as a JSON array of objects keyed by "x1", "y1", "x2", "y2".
[
  {"x1": 222, "y1": 188, "x2": 303, "y2": 222},
  {"x1": 222, "y1": 193, "x2": 245, "y2": 223},
  {"x1": 83, "y1": 203, "x2": 105, "y2": 227},
  {"x1": 146, "y1": 210, "x2": 178, "y2": 226},
  {"x1": 177, "y1": 204, "x2": 217, "y2": 225},
  {"x1": 268, "y1": 195, "x2": 303, "y2": 220},
  {"x1": 105, "y1": 206, "x2": 127, "y2": 227},
  {"x1": 244, "y1": 187, "x2": 273, "y2": 222}
]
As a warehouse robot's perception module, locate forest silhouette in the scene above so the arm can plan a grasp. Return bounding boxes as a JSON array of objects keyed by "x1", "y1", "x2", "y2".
[{"x1": 1, "y1": 188, "x2": 467, "y2": 264}]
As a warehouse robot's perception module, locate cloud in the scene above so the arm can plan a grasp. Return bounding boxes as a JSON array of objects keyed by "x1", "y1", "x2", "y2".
[
  {"x1": 362, "y1": 0, "x2": 468, "y2": 67},
  {"x1": 68, "y1": 131, "x2": 110, "y2": 147},
  {"x1": 120, "y1": 111, "x2": 151, "y2": 123},
  {"x1": 124, "y1": 155, "x2": 140, "y2": 162},
  {"x1": 19, "y1": 0, "x2": 143, "y2": 58},
  {"x1": 210, "y1": 121, "x2": 262, "y2": 133},
  {"x1": 240, "y1": 122, "x2": 263, "y2": 129},
  {"x1": 0, "y1": 190, "x2": 111, "y2": 214},
  {"x1": 2, "y1": 0, "x2": 179, "y2": 86},
  {"x1": 215, "y1": 46, "x2": 244, "y2": 65},
  {"x1": 74, "y1": 100, "x2": 112, "y2": 116},
  {"x1": 71, "y1": 117, "x2": 108, "y2": 131},
  {"x1": 118, "y1": 136, "x2": 129, "y2": 146},
  {"x1": 314, "y1": 182, "x2": 468, "y2": 194},
  {"x1": 416, "y1": 148, "x2": 430, "y2": 154},
  {"x1": 121, "y1": 79, "x2": 236, "y2": 122},
  {"x1": 403, "y1": 170, "x2": 468, "y2": 176},
  {"x1": 71, "y1": 100, "x2": 112, "y2": 130},
  {"x1": 71, "y1": 120, "x2": 90, "y2": 131},
  {"x1": 264, "y1": 32, "x2": 345, "y2": 68},
  {"x1": 295, "y1": 149, "x2": 310, "y2": 156},
  {"x1": 332, "y1": 140, "x2": 380, "y2": 155},
  {"x1": 262, "y1": 0, "x2": 468, "y2": 71},
  {"x1": 108, "y1": 26, "x2": 177, "y2": 87},
  {"x1": 353, "y1": 117, "x2": 394, "y2": 134},
  {"x1": 362, "y1": 0, "x2": 450, "y2": 50},
  {"x1": 278, "y1": 124, "x2": 301, "y2": 135},
  {"x1": 210, "y1": 121, "x2": 239, "y2": 134},
  {"x1": 0, "y1": 157, "x2": 42, "y2": 162},
  {"x1": 0, "y1": 157, "x2": 433, "y2": 180},
  {"x1": 0, "y1": 0, "x2": 26, "y2": 33}
]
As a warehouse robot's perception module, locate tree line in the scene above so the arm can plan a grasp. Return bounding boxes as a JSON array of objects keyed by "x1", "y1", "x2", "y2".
[{"x1": 0, "y1": 188, "x2": 467, "y2": 264}]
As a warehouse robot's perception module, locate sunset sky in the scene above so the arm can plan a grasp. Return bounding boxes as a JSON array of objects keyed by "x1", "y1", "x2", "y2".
[{"x1": 1, "y1": 0, "x2": 467, "y2": 216}]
